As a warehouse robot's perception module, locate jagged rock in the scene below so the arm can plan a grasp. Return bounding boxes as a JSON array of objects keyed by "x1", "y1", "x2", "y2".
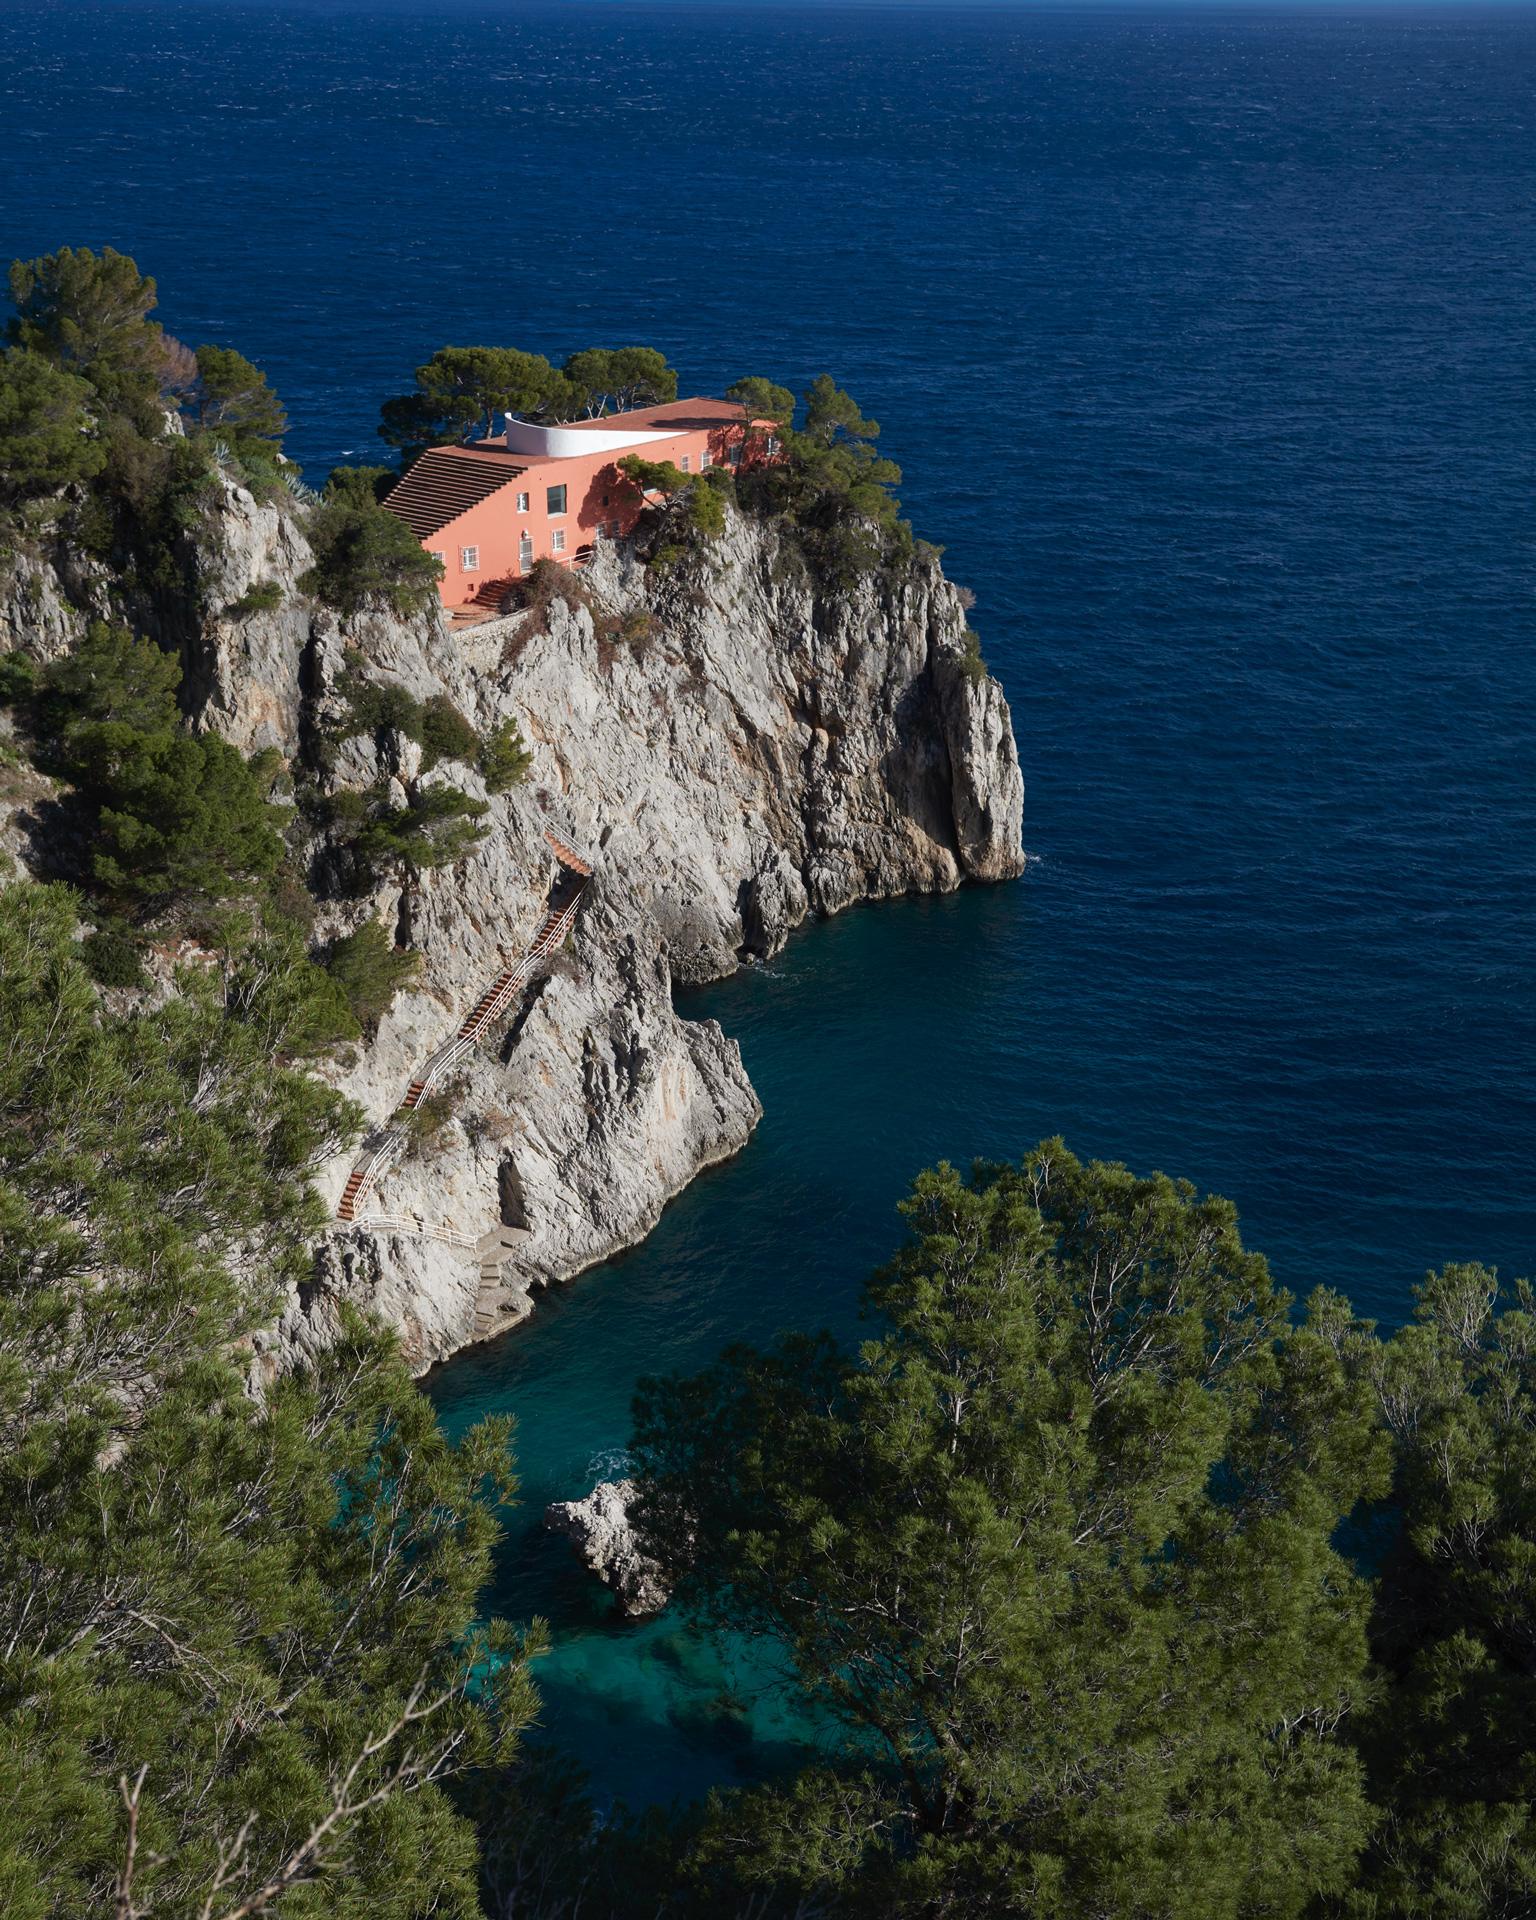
[
  {"x1": 1, "y1": 495, "x2": 1024, "y2": 1373},
  {"x1": 544, "y1": 1479, "x2": 670, "y2": 1617}
]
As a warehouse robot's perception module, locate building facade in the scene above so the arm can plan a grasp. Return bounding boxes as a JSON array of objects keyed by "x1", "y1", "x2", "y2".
[{"x1": 381, "y1": 396, "x2": 761, "y2": 611}]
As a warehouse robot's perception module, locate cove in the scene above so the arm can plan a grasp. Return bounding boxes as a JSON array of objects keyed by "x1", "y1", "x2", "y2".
[{"x1": 426, "y1": 799, "x2": 1533, "y2": 1807}]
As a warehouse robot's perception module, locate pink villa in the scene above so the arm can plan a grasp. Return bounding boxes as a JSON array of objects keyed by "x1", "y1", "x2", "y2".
[{"x1": 382, "y1": 396, "x2": 765, "y2": 614}]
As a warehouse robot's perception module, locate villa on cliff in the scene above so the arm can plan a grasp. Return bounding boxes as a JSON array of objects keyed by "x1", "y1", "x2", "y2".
[{"x1": 383, "y1": 396, "x2": 768, "y2": 612}]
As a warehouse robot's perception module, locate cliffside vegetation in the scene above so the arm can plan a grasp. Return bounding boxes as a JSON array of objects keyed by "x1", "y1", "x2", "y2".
[
  {"x1": 0, "y1": 247, "x2": 1529, "y2": 1918},
  {"x1": 0, "y1": 883, "x2": 536, "y2": 1919},
  {"x1": 482, "y1": 1152, "x2": 1536, "y2": 1920}
]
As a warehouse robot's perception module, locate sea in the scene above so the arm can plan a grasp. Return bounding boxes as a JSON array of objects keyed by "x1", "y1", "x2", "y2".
[{"x1": 3, "y1": 0, "x2": 1533, "y2": 1811}]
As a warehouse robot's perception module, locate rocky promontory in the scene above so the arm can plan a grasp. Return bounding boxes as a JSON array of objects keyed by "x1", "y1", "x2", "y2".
[
  {"x1": 1, "y1": 475, "x2": 1024, "y2": 1373},
  {"x1": 544, "y1": 1479, "x2": 671, "y2": 1617}
]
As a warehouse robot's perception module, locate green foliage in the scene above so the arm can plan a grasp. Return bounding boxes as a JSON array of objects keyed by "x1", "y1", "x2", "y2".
[
  {"x1": 725, "y1": 375, "x2": 796, "y2": 429},
  {"x1": 379, "y1": 345, "x2": 557, "y2": 456},
  {"x1": 305, "y1": 468, "x2": 443, "y2": 617},
  {"x1": 324, "y1": 779, "x2": 489, "y2": 884},
  {"x1": 324, "y1": 461, "x2": 399, "y2": 508},
  {"x1": 0, "y1": 649, "x2": 36, "y2": 705},
  {"x1": 618, "y1": 454, "x2": 690, "y2": 498},
  {"x1": 5, "y1": 245, "x2": 164, "y2": 422},
  {"x1": 563, "y1": 346, "x2": 678, "y2": 416},
  {"x1": 802, "y1": 371, "x2": 880, "y2": 447},
  {"x1": 189, "y1": 342, "x2": 287, "y2": 451},
  {"x1": 335, "y1": 674, "x2": 480, "y2": 772},
  {"x1": 224, "y1": 576, "x2": 284, "y2": 616},
  {"x1": 478, "y1": 715, "x2": 533, "y2": 793},
  {"x1": 0, "y1": 885, "x2": 534, "y2": 1920},
  {"x1": 79, "y1": 918, "x2": 147, "y2": 988},
  {"x1": 39, "y1": 619, "x2": 179, "y2": 733},
  {"x1": 40, "y1": 625, "x2": 284, "y2": 907},
  {"x1": 378, "y1": 343, "x2": 678, "y2": 456},
  {"x1": 687, "y1": 475, "x2": 727, "y2": 538},
  {"x1": 1342, "y1": 1264, "x2": 1536, "y2": 1916},
  {"x1": 324, "y1": 917, "x2": 423, "y2": 1033},
  {"x1": 88, "y1": 728, "x2": 285, "y2": 904},
  {"x1": 618, "y1": 456, "x2": 727, "y2": 549},
  {"x1": 958, "y1": 627, "x2": 988, "y2": 684},
  {"x1": 729, "y1": 372, "x2": 908, "y2": 585},
  {"x1": 419, "y1": 692, "x2": 479, "y2": 769},
  {"x1": 0, "y1": 347, "x2": 106, "y2": 508},
  {"x1": 633, "y1": 1142, "x2": 1389, "y2": 1919}
]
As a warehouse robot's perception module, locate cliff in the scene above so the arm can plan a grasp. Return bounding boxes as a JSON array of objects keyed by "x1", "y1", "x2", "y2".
[{"x1": 0, "y1": 476, "x2": 1024, "y2": 1372}]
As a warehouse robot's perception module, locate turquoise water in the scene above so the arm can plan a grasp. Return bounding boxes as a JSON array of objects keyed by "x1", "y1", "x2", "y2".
[{"x1": 4, "y1": 0, "x2": 1534, "y2": 1809}]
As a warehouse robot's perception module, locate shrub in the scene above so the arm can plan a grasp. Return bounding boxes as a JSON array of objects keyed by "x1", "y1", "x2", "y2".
[
  {"x1": 0, "y1": 347, "x2": 106, "y2": 509},
  {"x1": 345, "y1": 781, "x2": 489, "y2": 882},
  {"x1": 40, "y1": 626, "x2": 286, "y2": 906},
  {"x1": 303, "y1": 468, "x2": 442, "y2": 618},
  {"x1": 324, "y1": 918, "x2": 422, "y2": 1033},
  {"x1": 187, "y1": 343, "x2": 286, "y2": 453},
  {"x1": 81, "y1": 920, "x2": 147, "y2": 989},
  {"x1": 478, "y1": 716, "x2": 532, "y2": 793},
  {"x1": 334, "y1": 676, "x2": 479, "y2": 772},
  {"x1": 400, "y1": 1081, "x2": 462, "y2": 1159},
  {"x1": 40, "y1": 621, "x2": 179, "y2": 736},
  {"x1": 337, "y1": 673, "x2": 421, "y2": 742},
  {"x1": 225, "y1": 578, "x2": 284, "y2": 617},
  {"x1": 418, "y1": 694, "x2": 478, "y2": 770},
  {"x1": 0, "y1": 650, "x2": 35, "y2": 706},
  {"x1": 958, "y1": 627, "x2": 989, "y2": 686},
  {"x1": 687, "y1": 478, "x2": 727, "y2": 538},
  {"x1": 88, "y1": 728, "x2": 285, "y2": 904}
]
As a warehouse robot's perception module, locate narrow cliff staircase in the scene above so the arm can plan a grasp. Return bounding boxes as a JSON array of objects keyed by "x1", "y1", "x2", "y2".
[{"x1": 335, "y1": 827, "x2": 596, "y2": 1240}]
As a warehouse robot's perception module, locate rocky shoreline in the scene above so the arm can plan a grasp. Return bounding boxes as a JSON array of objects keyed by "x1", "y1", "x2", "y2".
[{"x1": 2, "y1": 479, "x2": 1025, "y2": 1374}]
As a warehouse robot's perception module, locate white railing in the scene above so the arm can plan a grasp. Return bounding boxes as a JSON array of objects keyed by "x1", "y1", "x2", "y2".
[
  {"x1": 349, "y1": 1212, "x2": 480, "y2": 1251},
  {"x1": 337, "y1": 881, "x2": 587, "y2": 1222}
]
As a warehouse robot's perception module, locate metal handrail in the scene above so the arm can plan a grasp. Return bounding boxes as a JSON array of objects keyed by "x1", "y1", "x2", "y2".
[
  {"x1": 337, "y1": 875, "x2": 588, "y2": 1223},
  {"x1": 350, "y1": 1211, "x2": 480, "y2": 1251}
]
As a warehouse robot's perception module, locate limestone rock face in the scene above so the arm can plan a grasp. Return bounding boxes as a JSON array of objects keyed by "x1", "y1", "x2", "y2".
[
  {"x1": 0, "y1": 494, "x2": 1024, "y2": 1373},
  {"x1": 544, "y1": 1479, "x2": 670, "y2": 1617}
]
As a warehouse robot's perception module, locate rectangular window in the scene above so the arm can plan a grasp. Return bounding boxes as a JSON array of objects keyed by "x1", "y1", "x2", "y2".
[
  {"x1": 679, "y1": 455, "x2": 691, "y2": 474},
  {"x1": 551, "y1": 528, "x2": 566, "y2": 553},
  {"x1": 460, "y1": 546, "x2": 479, "y2": 571},
  {"x1": 518, "y1": 533, "x2": 533, "y2": 571},
  {"x1": 546, "y1": 484, "x2": 567, "y2": 516},
  {"x1": 727, "y1": 442, "x2": 742, "y2": 467},
  {"x1": 516, "y1": 491, "x2": 530, "y2": 512},
  {"x1": 428, "y1": 550, "x2": 445, "y2": 566},
  {"x1": 699, "y1": 447, "x2": 712, "y2": 470}
]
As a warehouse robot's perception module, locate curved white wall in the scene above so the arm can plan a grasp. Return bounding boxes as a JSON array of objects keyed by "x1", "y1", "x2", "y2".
[{"x1": 500, "y1": 417, "x2": 680, "y2": 458}]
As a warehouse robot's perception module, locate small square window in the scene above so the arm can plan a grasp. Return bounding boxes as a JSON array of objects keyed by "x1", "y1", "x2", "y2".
[
  {"x1": 551, "y1": 529, "x2": 567, "y2": 553},
  {"x1": 546, "y1": 484, "x2": 567, "y2": 516},
  {"x1": 516, "y1": 491, "x2": 529, "y2": 512},
  {"x1": 429, "y1": 550, "x2": 445, "y2": 565},
  {"x1": 460, "y1": 546, "x2": 479, "y2": 571}
]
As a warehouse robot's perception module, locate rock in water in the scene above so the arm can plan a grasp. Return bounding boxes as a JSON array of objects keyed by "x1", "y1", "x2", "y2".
[{"x1": 544, "y1": 1479, "x2": 670, "y2": 1617}]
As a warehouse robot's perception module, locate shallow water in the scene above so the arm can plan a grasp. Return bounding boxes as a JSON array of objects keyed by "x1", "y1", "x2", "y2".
[{"x1": 4, "y1": 0, "x2": 1534, "y2": 1810}]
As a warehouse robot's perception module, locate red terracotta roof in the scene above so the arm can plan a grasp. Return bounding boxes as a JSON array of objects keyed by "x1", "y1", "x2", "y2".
[{"x1": 382, "y1": 446, "x2": 526, "y2": 539}]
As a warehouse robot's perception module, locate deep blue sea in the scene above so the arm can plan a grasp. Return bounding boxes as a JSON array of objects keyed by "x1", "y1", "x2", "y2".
[{"x1": 5, "y1": 0, "x2": 1534, "y2": 1809}]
